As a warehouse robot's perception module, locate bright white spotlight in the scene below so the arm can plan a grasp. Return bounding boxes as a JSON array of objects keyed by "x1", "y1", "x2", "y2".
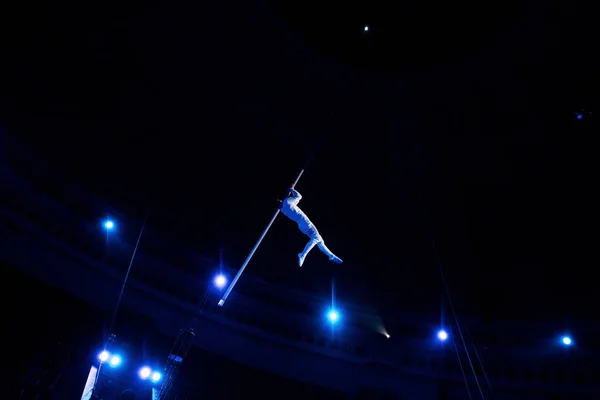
[
  {"x1": 384, "y1": 333, "x2": 390, "y2": 339},
  {"x1": 437, "y1": 330, "x2": 448, "y2": 341},
  {"x1": 98, "y1": 350, "x2": 110, "y2": 362},
  {"x1": 109, "y1": 355, "x2": 121, "y2": 367},
  {"x1": 213, "y1": 274, "x2": 227, "y2": 289},
  {"x1": 562, "y1": 336, "x2": 572, "y2": 346},
  {"x1": 139, "y1": 366, "x2": 152, "y2": 380},
  {"x1": 327, "y1": 309, "x2": 339, "y2": 324},
  {"x1": 104, "y1": 220, "x2": 114, "y2": 230},
  {"x1": 364, "y1": 26, "x2": 369, "y2": 31},
  {"x1": 151, "y1": 372, "x2": 162, "y2": 382}
]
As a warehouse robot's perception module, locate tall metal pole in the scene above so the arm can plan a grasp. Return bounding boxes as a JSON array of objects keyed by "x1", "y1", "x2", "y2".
[{"x1": 218, "y1": 142, "x2": 320, "y2": 306}]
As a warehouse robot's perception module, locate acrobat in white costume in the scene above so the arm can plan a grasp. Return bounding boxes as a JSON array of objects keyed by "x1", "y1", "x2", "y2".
[{"x1": 280, "y1": 188, "x2": 343, "y2": 267}]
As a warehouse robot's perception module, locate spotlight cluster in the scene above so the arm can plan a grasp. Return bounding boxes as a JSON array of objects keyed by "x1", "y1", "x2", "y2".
[
  {"x1": 97, "y1": 350, "x2": 162, "y2": 383},
  {"x1": 138, "y1": 366, "x2": 162, "y2": 383},
  {"x1": 98, "y1": 350, "x2": 122, "y2": 367}
]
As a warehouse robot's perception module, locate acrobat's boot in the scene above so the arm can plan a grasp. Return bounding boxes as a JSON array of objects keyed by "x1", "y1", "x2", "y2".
[
  {"x1": 298, "y1": 253, "x2": 306, "y2": 267},
  {"x1": 299, "y1": 239, "x2": 318, "y2": 267},
  {"x1": 330, "y1": 255, "x2": 343, "y2": 264},
  {"x1": 316, "y1": 241, "x2": 343, "y2": 264}
]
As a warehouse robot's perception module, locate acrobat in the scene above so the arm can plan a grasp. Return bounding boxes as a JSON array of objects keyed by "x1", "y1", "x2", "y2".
[{"x1": 280, "y1": 188, "x2": 343, "y2": 267}]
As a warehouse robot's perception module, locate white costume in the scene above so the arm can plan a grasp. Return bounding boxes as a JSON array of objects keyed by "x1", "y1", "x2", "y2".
[{"x1": 280, "y1": 189, "x2": 343, "y2": 267}]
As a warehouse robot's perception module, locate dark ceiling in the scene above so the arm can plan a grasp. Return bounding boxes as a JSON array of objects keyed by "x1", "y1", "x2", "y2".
[{"x1": 1, "y1": 0, "x2": 597, "y2": 321}]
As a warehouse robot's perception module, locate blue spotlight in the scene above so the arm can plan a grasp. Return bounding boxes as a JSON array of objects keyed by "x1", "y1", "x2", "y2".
[
  {"x1": 437, "y1": 329, "x2": 448, "y2": 341},
  {"x1": 561, "y1": 336, "x2": 572, "y2": 346},
  {"x1": 98, "y1": 350, "x2": 110, "y2": 362},
  {"x1": 327, "y1": 309, "x2": 339, "y2": 324},
  {"x1": 364, "y1": 26, "x2": 369, "y2": 31},
  {"x1": 213, "y1": 274, "x2": 227, "y2": 289},
  {"x1": 109, "y1": 355, "x2": 122, "y2": 367},
  {"x1": 104, "y1": 220, "x2": 114, "y2": 230},
  {"x1": 139, "y1": 366, "x2": 152, "y2": 380},
  {"x1": 151, "y1": 372, "x2": 162, "y2": 382}
]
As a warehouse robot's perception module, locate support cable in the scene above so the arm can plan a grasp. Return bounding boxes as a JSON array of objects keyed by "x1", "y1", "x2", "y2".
[
  {"x1": 451, "y1": 324, "x2": 473, "y2": 399},
  {"x1": 424, "y1": 208, "x2": 485, "y2": 399},
  {"x1": 93, "y1": 211, "x2": 149, "y2": 391},
  {"x1": 465, "y1": 325, "x2": 495, "y2": 398}
]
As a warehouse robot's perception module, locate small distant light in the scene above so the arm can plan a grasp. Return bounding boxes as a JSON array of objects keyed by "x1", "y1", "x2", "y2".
[
  {"x1": 364, "y1": 26, "x2": 369, "y2": 32},
  {"x1": 109, "y1": 355, "x2": 121, "y2": 367},
  {"x1": 562, "y1": 336, "x2": 572, "y2": 346},
  {"x1": 437, "y1": 330, "x2": 448, "y2": 341},
  {"x1": 384, "y1": 333, "x2": 390, "y2": 338},
  {"x1": 98, "y1": 350, "x2": 110, "y2": 362},
  {"x1": 151, "y1": 372, "x2": 162, "y2": 382},
  {"x1": 104, "y1": 220, "x2": 114, "y2": 230}
]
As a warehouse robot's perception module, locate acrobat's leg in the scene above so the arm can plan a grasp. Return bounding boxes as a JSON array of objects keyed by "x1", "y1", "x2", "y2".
[
  {"x1": 303, "y1": 225, "x2": 343, "y2": 265},
  {"x1": 298, "y1": 239, "x2": 318, "y2": 267}
]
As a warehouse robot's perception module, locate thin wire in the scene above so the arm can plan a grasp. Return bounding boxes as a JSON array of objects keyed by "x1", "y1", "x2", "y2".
[
  {"x1": 451, "y1": 323, "x2": 473, "y2": 399},
  {"x1": 199, "y1": 280, "x2": 214, "y2": 312},
  {"x1": 107, "y1": 211, "x2": 149, "y2": 334},
  {"x1": 93, "y1": 211, "x2": 149, "y2": 392},
  {"x1": 219, "y1": 247, "x2": 223, "y2": 275},
  {"x1": 465, "y1": 325, "x2": 495, "y2": 398},
  {"x1": 424, "y1": 208, "x2": 485, "y2": 399},
  {"x1": 440, "y1": 267, "x2": 484, "y2": 399}
]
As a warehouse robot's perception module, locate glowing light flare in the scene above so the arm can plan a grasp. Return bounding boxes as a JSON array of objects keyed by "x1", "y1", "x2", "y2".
[
  {"x1": 437, "y1": 330, "x2": 448, "y2": 341},
  {"x1": 562, "y1": 336, "x2": 572, "y2": 346},
  {"x1": 109, "y1": 355, "x2": 121, "y2": 367},
  {"x1": 104, "y1": 220, "x2": 114, "y2": 230},
  {"x1": 327, "y1": 309, "x2": 339, "y2": 324},
  {"x1": 151, "y1": 372, "x2": 162, "y2": 382},
  {"x1": 214, "y1": 274, "x2": 227, "y2": 289},
  {"x1": 98, "y1": 350, "x2": 110, "y2": 362},
  {"x1": 139, "y1": 366, "x2": 152, "y2": 379}
]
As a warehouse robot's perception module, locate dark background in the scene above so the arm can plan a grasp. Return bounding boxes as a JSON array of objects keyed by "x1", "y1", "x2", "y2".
[{"x1": 1, "y1": 0, "x2": 597, "y2": 334}]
